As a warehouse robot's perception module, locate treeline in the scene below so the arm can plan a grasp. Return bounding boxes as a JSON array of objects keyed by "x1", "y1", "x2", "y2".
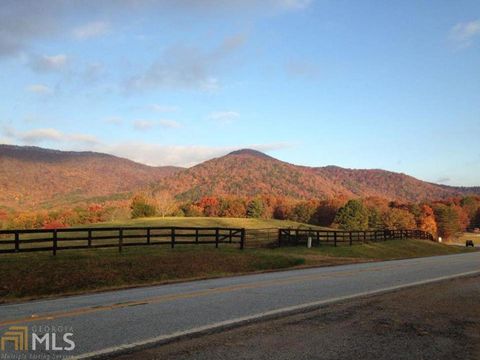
[
  {"x1": 0, "y1": 201, "x2": 131, "y2": 230},
  {"x1": 2, "y1": 193, "x2": 479, "y2": 239},
  {"x1": 130, "y1": 192, "x2": 480, "y2": 239}
]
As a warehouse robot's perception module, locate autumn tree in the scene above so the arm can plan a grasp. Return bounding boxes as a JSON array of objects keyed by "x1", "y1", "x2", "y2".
[
  {"x1": 130, "y1": 193, "x2": 156, "y2": 219},
  {"x1": 473, "y1": 208, "x2": 480, "y2": 228},
  {"x1": 247, "y1": 198, "x2": 264, "y2": 218},
  {"x1": 433, "y1": 204, "x2": 463, "y2": 239},
  {"x1": 313, "y1": 199, "x2": 343, "y2": 227},
  {"x1": 273, "y1": 199, "x2": 294, "y2": 220},
  {"x1": 181, "y1": 202, "x2": 204, "y2": 217},
  {"x1": 417, "y1": 204, "x2": 437, "y2": 236},
  {"x1": 219, "y1": 198, "x2": 247, "y2": 218},
  {"x1": 198, "y1": 197, "x2": 220, "y2": 217},
  {"x1": 152, "y1": 191, "x2": 177, "y2": 217},
  {"x1": 334, "y1": 199, "x2": 369, "y2": 230},
  {"x1": 382, "y1": 208, "x2": 416, "y2": 230},
  {"x1": 291, "y1": 201, "x2": 317, "y2": 224},
  {"x1": 367, "y1": 207, "x2": 384, "y2": 229}
]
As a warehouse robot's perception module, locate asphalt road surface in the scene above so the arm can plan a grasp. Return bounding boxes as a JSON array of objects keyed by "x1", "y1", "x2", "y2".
[
  {"x1": 0, "y1": 252, "x2": 479, "y2": 359},
  {"x1": 115, "y1": 274, "x2": 480, "y2": 360}
]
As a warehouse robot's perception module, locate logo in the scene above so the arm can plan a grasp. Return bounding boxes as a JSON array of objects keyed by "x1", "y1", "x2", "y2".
[
  {"x1": 1, "y1": 325, "x2": 75, "y2": 353},
  {"x1": 0, "y1": 327, "x2": 28, "y2": 352}
]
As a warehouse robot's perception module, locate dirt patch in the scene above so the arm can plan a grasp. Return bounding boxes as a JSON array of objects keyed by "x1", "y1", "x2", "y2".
[{"x1": 112, "y1": 275, "x2": 480, "y2": 360}]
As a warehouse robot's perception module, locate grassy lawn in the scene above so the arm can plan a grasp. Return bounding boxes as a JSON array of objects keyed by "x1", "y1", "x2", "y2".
[
  {"x1": 0, "y1": 238, "x2": 474, "y2": 303},
  {"x1": 0, "y1": 217, "x2": 327, "y2": 252},
  {"x1": 453, "y1": 232, "x2": 480, "y2": 246},
  {"x1": 85, "y1": 216, "x2": 328, "y2": 230}
]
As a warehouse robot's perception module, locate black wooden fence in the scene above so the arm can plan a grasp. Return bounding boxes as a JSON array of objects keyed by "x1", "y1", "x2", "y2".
[
  {"x1": 278, "y1": 228, "x2": 434, "y2": 247},
  {"x1": 0, "y1": 227, "x2": 246, "y2": 255}
]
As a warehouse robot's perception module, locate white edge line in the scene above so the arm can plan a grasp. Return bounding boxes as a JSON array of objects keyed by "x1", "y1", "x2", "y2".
[{"x1": 75, "y1": 270, "x2": 480, "y2": 359}]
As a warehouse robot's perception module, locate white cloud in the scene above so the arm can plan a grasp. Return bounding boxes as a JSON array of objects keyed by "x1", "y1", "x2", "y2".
[
  {"x1": 102, "y1": 142, "x2": 292, "y2": 167},
  {"x1": 277, "y1": 0, "x2": 312, "y2": 10},
  {"x1": 0, "y1": 1, "x2": 311, "y2": 58},
  {"x1": 150, "y1": 104, "x2": 179, "y2": 113},
  {"x1": 158, "y1": 119, "x2": 181, "y2": 129},
  {"x1": 26, "y1": 84, "x2": 53, "y2": 95},
  {"x1": 449, "y1": 19, "x2": 480, "y2": 48},
  {"x1": 73, "y1": 21, "x2": 110, "y2": 40},
  {"x1": 29, "y1": 54, "x2": 68, "y2": 72},
  {"x1": 133, "y1": 119, "x2": 181, "y2": 130},
  {"x1": 2, "y1": 126, "x2": 100, "y2": 145},
  {"x1": 126, "y1": 34, "x2": 245, "y2": 92},
  {"x1": 208, "y1": 111, "x2": 240, "y2": 124},
  {"x1": 104, "y1": 117, "x2": 123, "y2": 126},
  {"x1": 68, "y1": 133, "x2": 99, "y2": 145},
  {"x1": 19, "y1": 128, "x2": 63, "y2": 142},
  {"x1": 1, "y1": 124, "x2": 292, "y2": 167}
]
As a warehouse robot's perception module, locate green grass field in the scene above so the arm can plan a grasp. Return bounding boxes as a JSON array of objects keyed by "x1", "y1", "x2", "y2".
[
  {"x1": 0, "y1": 217, "x2": 327, "y2": 252},
  {"x1": 85, "y1": 216, "x2": 328, "y2": 230},
  {"x1": 0, "y1": 237, "x2": 473, "y2": 303},
  {"x1": 454, "y1": 232, "x2": 480, "y2": 246}
]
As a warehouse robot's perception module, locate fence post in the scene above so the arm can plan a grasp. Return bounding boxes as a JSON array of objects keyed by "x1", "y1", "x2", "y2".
[
  {"x1": 278, "y1": 229, "x2": 282, "y2": 247},
  {"x1": 88, "y1": 229, "x2": 92, "y2": 248},
  {"x1": 215, "y1": 228, "x2": 219, "y2": 248},
  {"x1": 195, "y1": 229, "x2": 199, "y2": 244},
  {"x1": 229, "y1": 229, "x2": 233, "y2": 244},
  {"x1": 53, "y1": 229, "x2": 58, "y2": 256},
  {"x1": 14, "y1": 232, "x2": 19, "y2": 252},
  {"x1": 334, "y1": 232, "x2": 338, "y2": 247},
  {"x1": 147, "y1": 228, "x2": 151, "y2": 245},
  {"x1": 240, "y1": 228, "x2": 245, "y2": 250},
  {"x1": 171, "y1": 228, "x2": 176, "y2": 249},
  {"x1": 118, "y1": 229, "x2": 123, "y2": 253},
  {"x1": 348, "y1": 231, "x2": 352, "y2": 246},
  {"x1": 363, "y1": 231, "x2": 366, "y2": 243}
]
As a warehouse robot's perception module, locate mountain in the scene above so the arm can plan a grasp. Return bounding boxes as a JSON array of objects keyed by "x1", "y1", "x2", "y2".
[
  {"x1": 154, "y1": 149, "x2": 479, "y2": 203},
  {"x1": 0, "y1": 145, "x2": 182, "y2": 209},
  {"x1": 1, "y1": 145, "x2": 479, "y2": 210}
]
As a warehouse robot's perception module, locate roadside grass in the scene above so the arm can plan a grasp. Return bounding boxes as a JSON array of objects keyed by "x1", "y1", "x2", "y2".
[
  {"x1": 274, "y1": 239, "x2": 474, "y2": 261},
  {"x1": 0, "y1": 238, "x2": 474, "y2": 303},
  {"x1": 0, "y1": 245, "x2": 305, "y2": 302}
]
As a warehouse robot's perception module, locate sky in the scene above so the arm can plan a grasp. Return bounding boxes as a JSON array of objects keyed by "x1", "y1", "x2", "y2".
[{"x1": 0, "y1": 0, "x2": 479, "y2": 186}]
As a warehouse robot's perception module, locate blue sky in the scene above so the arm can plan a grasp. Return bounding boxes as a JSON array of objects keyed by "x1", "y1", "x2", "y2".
[{"x1": 0, "y1": 0, "x2": 479, "y2": 186}]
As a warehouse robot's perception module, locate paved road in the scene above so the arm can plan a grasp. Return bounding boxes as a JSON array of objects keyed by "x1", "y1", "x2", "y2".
[
  {"x1": 0, "y1": 252, "x2": 479, "y2": 359},
  {"x1": 114, "y1": 275, "x2": 480, "y2": 360}
]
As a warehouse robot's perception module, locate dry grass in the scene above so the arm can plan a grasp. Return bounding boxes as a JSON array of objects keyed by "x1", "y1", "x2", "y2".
[
  {"x1": 0, "y1": 246, "x2": 304, "y2": 302},
  {"x1": 0, "y1": 238, "x2": 473, "y2": 303},
  {"x1": 88, "y1": 216, "x2": 329, "y2": 230}
]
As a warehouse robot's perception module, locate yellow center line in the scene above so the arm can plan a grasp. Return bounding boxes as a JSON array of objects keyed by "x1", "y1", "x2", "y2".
[{"x1": 0, "y1": 263, "x2": 407, "y2": 327}]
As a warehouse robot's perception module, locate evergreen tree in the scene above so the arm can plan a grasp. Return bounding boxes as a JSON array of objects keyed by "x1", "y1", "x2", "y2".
[
  {"x1": 334, "y1": 199, "x2": 369, "y2": 230},
  {"x1": 246, "y1": 199, "x2": 264, "y2": 218}
]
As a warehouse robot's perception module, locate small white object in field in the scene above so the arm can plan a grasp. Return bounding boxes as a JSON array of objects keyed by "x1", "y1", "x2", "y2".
[
  {"x1": 307, "y1": 237, "x2": 312, "y2": 248},
  {"x1": 438, "y1": 237, "x2": 442, "y2": 243}
]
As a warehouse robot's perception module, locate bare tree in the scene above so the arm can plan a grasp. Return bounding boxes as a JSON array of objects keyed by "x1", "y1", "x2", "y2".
[{"x1": 152, "y1": 191, "x2": 177, "y2": 217}]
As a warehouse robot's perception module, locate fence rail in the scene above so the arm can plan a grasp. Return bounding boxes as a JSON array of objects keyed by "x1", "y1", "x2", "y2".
[
  {"x1": 278, "y1": 228, "x2": 434, "y2": 247},
  {"x1": 0, "y1": 226, "x2": 246, "y2": 255}
]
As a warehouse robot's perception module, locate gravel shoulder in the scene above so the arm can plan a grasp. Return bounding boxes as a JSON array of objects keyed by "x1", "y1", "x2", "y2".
[{"x1": 112, "y1": 275, "x2": 480, "y2": 360}]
